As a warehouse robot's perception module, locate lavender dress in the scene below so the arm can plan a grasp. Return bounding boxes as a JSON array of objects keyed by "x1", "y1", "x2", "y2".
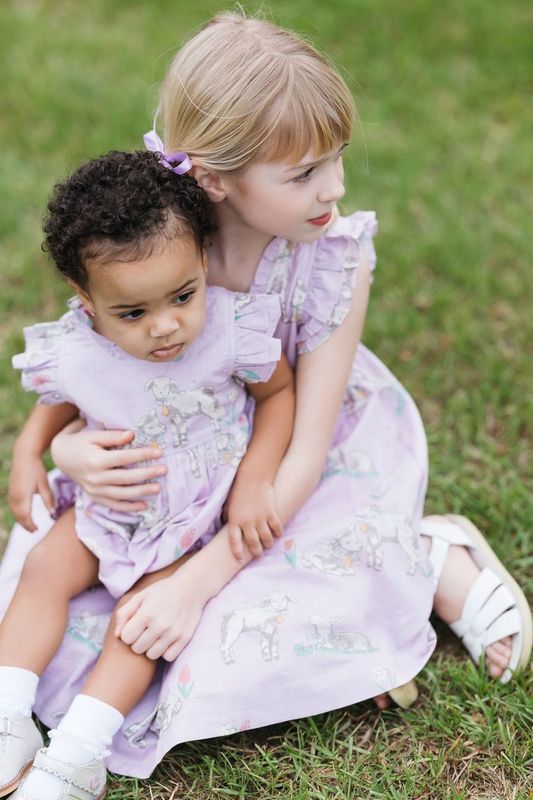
[{"x1": 0, "y1": 212, "x2": 435, "y2": 777}]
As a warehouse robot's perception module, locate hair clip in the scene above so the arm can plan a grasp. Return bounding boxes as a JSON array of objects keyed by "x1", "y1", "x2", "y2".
[{"x1": 143, "y1": 129, "x2": 192, "y2": 175}]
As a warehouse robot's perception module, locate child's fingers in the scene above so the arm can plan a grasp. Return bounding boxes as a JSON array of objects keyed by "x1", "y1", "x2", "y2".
[
  {"x1": 146, "y1": 629, "x2": 187, "y2": 661},
  {"x1": 114, "y1": 593, "x2": 144, "y2": 638},
  {"x1": 243, "y1": 526, "x2": 263, "y2": 558},
  {"x1": 162, "y1": 642, "x2": 183, "y2": 662},
  {"x1": 90, "y1": 482, "x2": 161, "y2": 501},
  {"x1": 129, "y1": 627, "x2": 160, "y2": 656},
  {"x1": 257, "y1": 522, "x2": 274, "y2": 550},
  {"x1": 90, "y1": 496, "x2": 148, "y2": 513},
  {"x1": 37, "y1": 475, "x2": 56, "y2": 515},
  {"x1": 268, "y1": 514, "x2": 283, "y2": 538},
  {"x1": 228, "y1": 524, "x2": 244, "y2": 561},
  {"x1": 9, "y1": 492, "x2": 36, "y2": 533},
  {"x1": 100, "y1": 465, "x2": 167, "y2": 486},
  {"x1": 101, "y1": 445, "x2": 162, "y2": 469}
]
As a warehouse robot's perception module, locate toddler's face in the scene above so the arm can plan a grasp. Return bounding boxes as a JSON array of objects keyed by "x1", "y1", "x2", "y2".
[
  {"x1": 80, "y1": 236, "x2": 207, "y2": 362},
  {"x1": 222, "y1": 143, "x2": 346, "y2": 243}
]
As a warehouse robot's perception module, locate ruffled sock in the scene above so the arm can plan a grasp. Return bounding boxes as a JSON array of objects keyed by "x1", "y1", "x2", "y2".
[
  {"x1": 22, "y1": 694, "x2": 123, "y2": 800},
  {"x1": 0, "y1": 665, "x2": 39, "y2": 717}
]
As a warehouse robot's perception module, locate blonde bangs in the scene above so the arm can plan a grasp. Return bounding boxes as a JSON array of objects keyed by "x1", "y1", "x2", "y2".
[
  {"x1": 160, "y1": 12, "x2": 356, "y2": 173},
  {"x1": 259, "y1": 78, "x2": 354, "y2": 165}
]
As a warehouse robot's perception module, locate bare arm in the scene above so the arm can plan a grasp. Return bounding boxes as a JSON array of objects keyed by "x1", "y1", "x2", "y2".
[
  {"x1": 116, "y1": 253, "x2": 371, "y2": 659},
  {"x1": 224, "y1": 354, "x2": 295, "y2": 558},
  {"x1": 9, "y1": 403, "x2": 78, "y2": 530}
]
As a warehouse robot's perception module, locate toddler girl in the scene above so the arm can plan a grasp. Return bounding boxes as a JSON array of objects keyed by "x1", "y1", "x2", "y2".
[
  {"x1": 0, "y1": 148, "x2": 294, "y2": 798},
  {"x1": 2, "y1": 9, "x2": 530, "y2": 789}
]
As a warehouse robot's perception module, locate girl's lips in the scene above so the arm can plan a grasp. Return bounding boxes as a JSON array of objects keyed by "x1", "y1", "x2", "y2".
[
  {"x1": 308, "y1": 211, "x2": 332, "y2": 226},
  {"x1": 151, "y1": 343, "x2": 184, "y2": 359}
]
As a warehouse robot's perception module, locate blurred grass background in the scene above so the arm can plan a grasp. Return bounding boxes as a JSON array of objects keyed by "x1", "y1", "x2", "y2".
[{"x1": 0, "y1": 0, "x2": 531, "y2": 797}]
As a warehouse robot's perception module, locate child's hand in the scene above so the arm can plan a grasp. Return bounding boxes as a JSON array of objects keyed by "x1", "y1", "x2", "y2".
[
  {"x1": 51, "y1": 418, "x2": 165, "y2": 512},
  {"x1": 223, "y1": 478, "x2": 283, "y2": 560},
  {"x1": 115, "y1": 571, "x2": 204, "y2": 662},
  {"x1": 8, "y1": 451, "x2": 55, "y2": 532}
]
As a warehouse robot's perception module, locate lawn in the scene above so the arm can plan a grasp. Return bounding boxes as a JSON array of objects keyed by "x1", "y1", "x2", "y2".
[{"x1": 0, "y1": 0, "x2": 531, "y2": 797}]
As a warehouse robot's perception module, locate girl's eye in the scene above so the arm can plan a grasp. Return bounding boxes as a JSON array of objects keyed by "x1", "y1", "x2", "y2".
[
  {"x1": 293, "y1": 167, "x2": 315, "y2": 184},
  {"x1": 172, "y1": 291, "x2": 194, "y2": 305},
  {"x1": 120, "y1": 309, "x2": 144, "y2": 321}
]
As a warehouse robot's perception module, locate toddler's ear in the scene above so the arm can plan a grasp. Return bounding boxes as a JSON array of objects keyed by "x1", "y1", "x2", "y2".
[
  {"x1": 66, "y1": 279, "x2": 96, "y2": 317},
  {"x1": 190, "y1": 164, "x2": 227, "y2": 203}
]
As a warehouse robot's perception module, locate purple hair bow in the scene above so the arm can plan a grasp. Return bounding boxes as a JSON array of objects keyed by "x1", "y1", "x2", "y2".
[{"x1": 143, "y1": 129, "x2": 192, "y2": 175}]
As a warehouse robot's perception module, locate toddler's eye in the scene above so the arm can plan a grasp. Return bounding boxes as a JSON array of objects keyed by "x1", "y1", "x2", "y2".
[
  {"x1": 172, "y1": 291, "x2": 194, "y2": 305},
  {"x1": 293, "y1": 167, "x2": 314, "y2": 183},
  {"x1": 120, "y1": 309, "x2": 144, "y2": 321}
]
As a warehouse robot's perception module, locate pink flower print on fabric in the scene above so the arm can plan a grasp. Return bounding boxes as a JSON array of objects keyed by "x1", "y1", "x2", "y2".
[
  {"x1": 177, "y1": 664, "x2": 194, "y2": 699},
  {"x1": 174, "y1": 528, "x2": 196, "y2": 559},
  {"x1": 283, "y1": 538, "x2": 297, "y2": 569}
]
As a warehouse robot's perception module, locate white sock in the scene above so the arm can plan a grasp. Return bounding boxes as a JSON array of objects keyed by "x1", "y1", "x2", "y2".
[
  {"x1": 23, "y1": 695, "x2": 124, "y2": 800},
  {"x1": 0, "y1": 666, "x2": 39, "y2": 716}
]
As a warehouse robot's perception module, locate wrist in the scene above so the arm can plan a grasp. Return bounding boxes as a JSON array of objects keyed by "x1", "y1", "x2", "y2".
[
  {"x1": 233, "y1": 466, "x2": 273, "y2": 487},
  {"x1": 13, "y1": 433, "x2": 46, "y2": 460}
]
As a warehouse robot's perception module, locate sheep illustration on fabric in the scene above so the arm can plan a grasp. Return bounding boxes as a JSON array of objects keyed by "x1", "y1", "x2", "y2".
[
  {"x1": 66, "y1": 611, "x2": 110, "y2": 654},
  {"x1": 215, "y1": 426, "x2": 248, "y2": 468},
  {"x1": 123, "y1": 692, "x2": 183, "y2": 749},
  {"x1": 132, "y1": 411, "x2": 167, "y2": 449},
  {"x1": 301, "y1": 524, "x2": 362, "y2": 576},
  {"x1": 220, "y1": 592, "x2": 294, "y2": 665},
  {"x1": 294, "y1": 615, "x2": 376, "y2": 657},
  {"x1": 354, "y1": 507, "x2": 432, "y2": 576},
  {"x1": 186, "y1": 441, "x2": 218, "y2": 479},
  {"x1": 145, "y1": 376, "x2": 222, "y2": 446},
  {"x1": 322, "y1": 445, "x2": 377, "y2": 480}
]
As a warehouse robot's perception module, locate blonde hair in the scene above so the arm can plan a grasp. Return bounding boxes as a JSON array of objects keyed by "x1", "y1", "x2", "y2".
[{"x1": 159, "y1": 11, "x2": 355, "y2": 173}]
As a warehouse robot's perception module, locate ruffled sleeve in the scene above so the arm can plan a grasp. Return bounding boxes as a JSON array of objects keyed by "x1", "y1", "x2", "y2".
[
  {"x1": 12, "y1": 318, "x2": 68, "y2": 404},
  {"x1": 232, "y1": 293, "x2": 282, "y2": 384},
  {"x1": 296, "y1": 211, "x2": 378, "y2": 354}
]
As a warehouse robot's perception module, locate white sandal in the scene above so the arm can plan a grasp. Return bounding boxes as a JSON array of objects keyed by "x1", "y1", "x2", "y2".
[
  {"x1": 0, "y1": 714, "x2": 43, "y2": 798},
  {"x1": 420, "y1": 514, "x2": 532, "y2": 683},
  {"x1": 11, "y1": 747, "x2": 107, "y2": 800}
]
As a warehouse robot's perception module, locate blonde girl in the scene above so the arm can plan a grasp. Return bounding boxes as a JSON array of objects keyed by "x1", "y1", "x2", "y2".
[{"x1": 2, "y1": 11, "x2": 530, "y2": 787}]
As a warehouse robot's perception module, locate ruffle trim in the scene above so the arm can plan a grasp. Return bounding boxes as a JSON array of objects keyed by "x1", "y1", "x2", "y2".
[
  {"x1": 11, "y1": 313, "x2": 75, "y2": 404},
  {"x1": 233, "y1": 292, "x2": 282, "y2": 384},
  {"x1": 297, "y1": 211, "x2": 378, "y2": 354}
]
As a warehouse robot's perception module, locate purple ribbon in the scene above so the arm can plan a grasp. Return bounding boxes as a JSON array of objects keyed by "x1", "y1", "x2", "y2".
[{"x1": 143, "y1": 129, "x2": 192, "y2": 175}]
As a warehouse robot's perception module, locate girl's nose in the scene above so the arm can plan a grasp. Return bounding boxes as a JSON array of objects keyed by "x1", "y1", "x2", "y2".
[
  {"x1": 317, "y1": 163, "x2": 345, "y2": 204},
  {"x1": 150, "y1": 312, "x2": 180, "y2": 339}
]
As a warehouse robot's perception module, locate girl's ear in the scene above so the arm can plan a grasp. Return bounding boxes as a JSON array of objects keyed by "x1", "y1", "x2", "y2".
[
  {"x1": 66, "y1": 279, "x2": 96, "y2": 317},
  {"x1": 190, "y1": 164, "x2": 227, "y2": 203}
]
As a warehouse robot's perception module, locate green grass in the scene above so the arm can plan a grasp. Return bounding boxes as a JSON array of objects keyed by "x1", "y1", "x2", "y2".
[{"x1": 0, "y1": 0, "x2": 531, "y2": 797}]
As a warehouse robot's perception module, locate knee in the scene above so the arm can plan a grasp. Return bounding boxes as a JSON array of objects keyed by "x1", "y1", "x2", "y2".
[{"x1": 20, "y1": 539, "x2": 69, "y2": 592}]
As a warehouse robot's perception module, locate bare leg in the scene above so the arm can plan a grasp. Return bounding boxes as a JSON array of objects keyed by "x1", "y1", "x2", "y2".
[
  {"x1": 81, "y1": 553, "x2": 194, "y2": 715},
  {"x1": 0, "y1": 508, "x2": 99, "y2": 674}
]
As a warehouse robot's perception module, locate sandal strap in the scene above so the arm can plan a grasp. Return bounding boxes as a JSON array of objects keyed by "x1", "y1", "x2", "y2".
[
  {"x1": 419, "y1": 517, "x2": 473, "y2": 585},
  {"x1": 0, "y1": 716, "x2": 29, "y2": 738},
  {"x1": 452, "y1": 567, "x2": 500, "y2": 635},
  {"x1": 450, "y1": 567, "x2": 522, "y2": 661},
  {"x1": 32, "y1": 749, "x2": 105, "y2": 796}
]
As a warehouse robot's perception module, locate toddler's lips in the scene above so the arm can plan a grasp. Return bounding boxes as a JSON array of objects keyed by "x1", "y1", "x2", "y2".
[
  {"x1": 151, "y1": 343, "x2": 184, "y2": 360},
  {"x1": 308, "y1": 211, "x2": 332, "y2": 226}
]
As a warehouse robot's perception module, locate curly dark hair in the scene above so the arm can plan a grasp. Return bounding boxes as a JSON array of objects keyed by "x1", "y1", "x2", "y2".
[{"x1": 43, "y1": 150, "x2": 216, "y2": 290}]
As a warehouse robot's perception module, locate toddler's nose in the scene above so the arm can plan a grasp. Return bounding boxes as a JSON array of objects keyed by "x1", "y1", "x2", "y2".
[{"x1": 150, "y1": 313, "x2": 179, "y2": 339}]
